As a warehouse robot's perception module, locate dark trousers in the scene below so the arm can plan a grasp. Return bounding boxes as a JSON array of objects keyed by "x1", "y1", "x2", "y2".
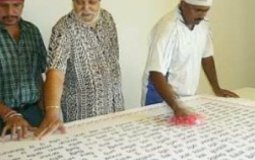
[
  {"x1": 0, "y1": 103, "x2": 44, "y2": 132},
  {"x1": 145, "y1": 80, "x2": 164, "y2": 105},
  {"x1": 145, "y1": 73, "x2": 169, "y2": 105}
]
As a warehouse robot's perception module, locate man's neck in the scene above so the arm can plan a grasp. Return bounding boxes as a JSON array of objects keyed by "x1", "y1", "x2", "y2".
[
  {"x1": 5, "y1": 24, "x2": 21, "y2": 42},
  {"x1": 179, "y1": 5, "x2": 195, "y2": 30},
  {"x1": 187, "y1": 24, "x2": 195, "y2": 30}
]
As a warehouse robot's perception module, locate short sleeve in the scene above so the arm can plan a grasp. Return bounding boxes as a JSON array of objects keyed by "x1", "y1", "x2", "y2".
[
  {"x1": 202, "y1": 27, "x2": 214, "y2": 58},
  {"x1": 47, "y1": 24, "x2": 71, "y2": 73},
  {"x1": 145, "y1": 22, "x2": 175, "y2": 76},
  {"x1": 36, "y1": 29, "x2": 47, "y2": 73}
]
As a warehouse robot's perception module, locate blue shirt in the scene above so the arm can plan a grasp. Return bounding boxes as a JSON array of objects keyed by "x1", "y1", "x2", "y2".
[{"x1": 0, "y1": 19, "x2": 47, "y2": 108}]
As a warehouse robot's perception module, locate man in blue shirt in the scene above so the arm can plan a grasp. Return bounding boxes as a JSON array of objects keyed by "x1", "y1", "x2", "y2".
[{"x1": 0, "y1": 0, "x2": 47, "y2": 140}]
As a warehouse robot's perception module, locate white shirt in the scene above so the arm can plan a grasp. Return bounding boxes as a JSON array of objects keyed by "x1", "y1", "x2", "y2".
[{"x1": 142, "y1": 7, "x2": 214, "y2": 103}]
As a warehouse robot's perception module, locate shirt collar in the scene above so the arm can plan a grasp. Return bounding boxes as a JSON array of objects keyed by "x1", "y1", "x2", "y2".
[
  {"x1": 176, "y1": 6, "x2": 185, "y2": 23},
  {"x1": 0, "y1": 23, "x2": 5, "y2": 30}
]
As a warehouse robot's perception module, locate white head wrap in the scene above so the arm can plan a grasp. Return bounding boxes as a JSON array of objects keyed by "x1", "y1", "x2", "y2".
[{"x1": 183, "y1": 0, "x2": 213, "y2": 6}]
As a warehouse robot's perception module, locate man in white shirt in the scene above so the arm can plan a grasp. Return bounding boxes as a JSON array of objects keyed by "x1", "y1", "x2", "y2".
[{"x1": 143, "y1": 0, "x2": 238, "y2": 116}]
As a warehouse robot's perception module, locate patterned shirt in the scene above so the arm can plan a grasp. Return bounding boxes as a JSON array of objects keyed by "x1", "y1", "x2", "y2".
[
  {"x1": 48, "y1": 9, "x2": 124, "y2": 122},
  {"x1": 0, "y1": 20, "x2": 47, "y2": 108}
]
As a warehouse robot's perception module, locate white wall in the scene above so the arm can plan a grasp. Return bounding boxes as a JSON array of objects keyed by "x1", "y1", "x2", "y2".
[
  {"x1": 23, "y1": 0, "x2": 72, "y2": 45},
  {"x1": 102, "y1": 0, "x2": 178, "y2": 108},
  {"x1": 245, "y1": 0, "x2": 255, "y2": 87},
  {"x1": 22, "y1": 0, "x2": 255, "y2": 109},
  {"x1": 197, "y1": 0, "x2": 255, "y2": 94}
]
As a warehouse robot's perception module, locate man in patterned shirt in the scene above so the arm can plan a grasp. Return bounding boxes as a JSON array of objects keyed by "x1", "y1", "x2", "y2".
[
  {"x1": 35, "y1": 0, "x2": 124, "y2": 138},
  {"x1": 0, "y1": 0, "x2": 47, "y2": 139}
]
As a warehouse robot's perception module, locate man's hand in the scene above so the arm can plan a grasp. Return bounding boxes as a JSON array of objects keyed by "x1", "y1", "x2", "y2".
[
  {"x1": 34, "y1": 109, "x2": 66, "y2": 139},
  {"x1": 1, "y1": 116, "x2": 35, "y2": 140},
  {"x1": 173, "y1": 103, "x2": 191, "y2": 117},
  {"x1": 201, "y1": 57, "x2": 239, "y2": 98},
  {"x1": 214, "y1": 88, "x2": 239, "y2": 98}
]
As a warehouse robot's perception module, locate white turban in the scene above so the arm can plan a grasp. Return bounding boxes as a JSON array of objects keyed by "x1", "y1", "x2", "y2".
[{"x1": 183, "y1": 0, "x2": 213, "y2": 6}]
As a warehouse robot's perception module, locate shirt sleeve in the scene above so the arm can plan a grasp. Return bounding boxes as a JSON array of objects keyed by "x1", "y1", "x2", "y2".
[
  {"x1": 0, "y1": 67, "x2": 2, "y2": 101},
  {"x1": 47, "y1": 24, "x2": 71, "y2": 73},
  {"x1": 36, "y1": 29, "x2": 47, "y2": 73},
  {"x1": 202, "y1": 27, "x2": 214, "y2": 58},
  {"x1": 108, "y1": 13, "x2": 119, "y2": 60},
  {"x1": 145, "y1": 23, "x2": 174, "y2": 76}
]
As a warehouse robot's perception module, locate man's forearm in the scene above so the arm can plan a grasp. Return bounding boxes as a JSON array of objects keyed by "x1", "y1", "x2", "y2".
[
  {"x1": 43, "y1": 69, "x2": 65, "y2": 114},
  {"x1": 149, "y1": 71, "x2": 179, "y2": 110},
  {"x1": 202, "y1": 56, "x2": 221, "y2": 91},
  {"x1": 34, "y1": 69, "x2": 66, "y2": 138}
]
